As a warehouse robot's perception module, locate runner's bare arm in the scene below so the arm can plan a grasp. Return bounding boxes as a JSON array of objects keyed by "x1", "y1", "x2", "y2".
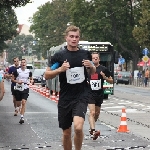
[
  {"x1": 104, "y1": 76, "x2": 113, "y2": 84},
  {"x1": 11, "y1": 74, "x2": 17, "y2": 83},
  {"x1": 44, "y1": 68, "x2": 62, "y2": 80},
  {"x1": 45, "y1": 60, "x2": 69, "y2": 80},
  {"x1": 29, "y1": 72, "x2": 34, "y2": 84},
  {"x1": 5, "y1": 73, "x2": 12, "y2": 79},
  {"x1": 11, "y1": 74, "x2": 22, "y2": 84},
  {"x1": 0, "y1": 82, "x2": 4, "y2": 101},
  {"x1": 0, "y1": 75, "x2": 5, "y2": 100},
  {"x1": 83, "y1": 60, "x2": 96, "y2": 75},
  {"x1": 89, "y1": 65, "x2": 96, "y2": 75},
  {"x1": 100, "y1": 71, "x2": 113, "y2": 84},
  {"x1": 30, "y1": 77, "x2": 34, "y2": 84}
]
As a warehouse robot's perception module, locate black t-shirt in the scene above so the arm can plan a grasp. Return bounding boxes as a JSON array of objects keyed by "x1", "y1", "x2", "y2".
[
  {"x1": 49, "y1": 47, "x2": 92, "y2": 102},
  {"x1": 89, "y1": 65, "x2": 111, "y2": 95},
  {"x1": 8, "y1": 66, "x2": 20, "y2": 87}
]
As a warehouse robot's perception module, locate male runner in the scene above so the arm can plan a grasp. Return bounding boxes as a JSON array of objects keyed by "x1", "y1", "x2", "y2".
[
  {"x1": 11, "y1": 59, "x2": 33, "y2": 124},
  {"x1": 7, "y1": 57, "x2": 20, "y2": 116},
  {"x1": 88, "y1": 52, "x2": 113, "y2": 140},
  {"x1": 45, "y1": 25, "x2": 96, "y2": 150}
]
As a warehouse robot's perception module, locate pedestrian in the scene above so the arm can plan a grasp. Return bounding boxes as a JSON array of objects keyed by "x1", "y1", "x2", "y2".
[
  {"x1": 6, "y1": 57, "x2": 20, "y2": 116},
  {"x1": 88, "y1": 52, "x2": 113, "y2": 140},
  {"x1": 44, "y1": 25, "x2": 96, "y2": 150},
  {"x1": 144, "y1": 68, "x2": 149, "y2": 87},
  {"x1": 137, "y1": 70, "x2": 142, "y2": 78},
  {"x1": 11, "y1": 59, "x2": 33, "y2": 124}
]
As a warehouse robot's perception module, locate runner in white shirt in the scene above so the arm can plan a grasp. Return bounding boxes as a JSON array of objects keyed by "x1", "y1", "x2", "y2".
[{"x1": 11, "y1": 59, "x2": 34, "y2": 124}]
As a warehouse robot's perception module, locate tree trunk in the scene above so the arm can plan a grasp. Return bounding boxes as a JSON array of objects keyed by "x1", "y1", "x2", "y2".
[{"x1": 131, "y1": 53, "x2": 139, "y2": 72}]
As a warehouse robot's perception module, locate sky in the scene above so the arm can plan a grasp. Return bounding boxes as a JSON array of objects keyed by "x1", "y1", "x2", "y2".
[{"x1": 14, "y1": 0, "x2": 51, "y2": 26}]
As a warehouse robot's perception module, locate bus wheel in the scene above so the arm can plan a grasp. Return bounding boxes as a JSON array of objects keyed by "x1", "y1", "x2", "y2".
[{"x1": 104, "y1": 94, "x2": 108, "y2": 99}]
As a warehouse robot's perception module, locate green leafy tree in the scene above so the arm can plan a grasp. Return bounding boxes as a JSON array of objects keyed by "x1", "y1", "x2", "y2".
[
  {"x1": 0, "y1": 7, "x2": 18, "y2": 52},
  {"x1": 30, "y1": 0, "x2": 71, "y2": 58},
  {"x1": 0, "y1": 0, "x2": 32, "y2": 8},
  {"x1": 133, "y1": 0, "x2": 150, "y2": 50},
  {"x1": 6, "y1": 34, "x2": 38, "y2": 62},
  {"x1": 69, "y1": 0, "x2": 142, "y2": 70},
  {"x1": 0, "y1": 0, "x2": 32, "y2": 53}
]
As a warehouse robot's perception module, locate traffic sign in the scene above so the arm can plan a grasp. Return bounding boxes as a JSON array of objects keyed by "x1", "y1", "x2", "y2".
[
  {"x1": 142, "y1": 48, "x2": 149, "y2": 56},
  {"x1": 142, "y1": 55, "x2": 149, "y2": 63},
  {"x1": 118, "y1": 58, "x2": 125, "y2": 64}
]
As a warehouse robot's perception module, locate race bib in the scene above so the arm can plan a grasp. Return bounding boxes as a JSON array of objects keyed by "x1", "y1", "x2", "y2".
[
  {"x1": 66, "y1": 66, "x2": 85, "y2": 84},
  {"x1": 90, "y1": 80, "x2": 101, "y2": 90},
  {"x1": 15, "y1": 83, "x2": 24, "y2": 91}
]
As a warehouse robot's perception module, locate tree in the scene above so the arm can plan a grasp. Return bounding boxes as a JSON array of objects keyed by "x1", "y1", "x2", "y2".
[
  {"x1": 30, "y1": 0, "x2": 71, "y2": 58},
  {"x1": 132, "y1": 0, "x2": 150, "y2": 49},
  {"x1": 6, "y1": 34, "x2": 38, "y2": 62},
  {"x1": 0, "y1": 0, "x2": 32, "y2": 53},
  {"x1": 0, "y1": 7, "x2": 18, "y2": 52},
  {"x1": 0, "y1": 0, "x2": 32, "y2": 8},
  {"x1": 69, "y1": 0, "x2": 142, "y2": 71}
]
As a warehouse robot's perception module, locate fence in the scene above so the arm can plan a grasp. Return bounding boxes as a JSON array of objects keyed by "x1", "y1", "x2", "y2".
[{"x1": 129, "y1": 77, "x2": 150, "y2": 87}]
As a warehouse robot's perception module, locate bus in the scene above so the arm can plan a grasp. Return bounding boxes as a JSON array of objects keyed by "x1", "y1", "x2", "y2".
[{"x1": 47, "y1": 41, "x2": 118, "y2": 99}]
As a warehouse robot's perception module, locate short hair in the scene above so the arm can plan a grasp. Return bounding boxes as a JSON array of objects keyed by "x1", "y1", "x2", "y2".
[
  {"x1": 21, "y1": 58, "x2": 26, "y2": 62},
  {"x1": 91, "y1": 52, "x2": 100, "y2": 57},
  {"x1": 13, "y1": 57, "x2": 18, "y2": 61},
  {"x1": 64, "y1": 25, "x2": 80, "y2": 36}
]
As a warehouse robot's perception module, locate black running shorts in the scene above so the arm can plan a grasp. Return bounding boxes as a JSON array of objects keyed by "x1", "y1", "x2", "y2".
[
  {"x1": 11, "y1": 86, "x2": 17, "y2": 97},
  {"x1": 88, "y1": 94, "x2": 104, "y2": 107},
  {"x1": 58, "y1": 101, "x2": 88, "y2": 130},
  {"x1": 15, "y1": 88, "x2": 29, "y2": 101}
]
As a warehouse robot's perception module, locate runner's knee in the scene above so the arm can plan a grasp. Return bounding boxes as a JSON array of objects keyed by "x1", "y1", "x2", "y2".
[
  {"x1": 89, "y1": 110, "x2": 95, "y2": 117},
  {"x1": 95, "y1": 111, "x2": 100, "y2": 117},
  {"x1": 74, "y1": 120, "x2": 84, "y2": 134},
  {"x1": 22, "y1": 100, "x2": 26, "y2": 105},
  {"x1": 63, "y1": 128, "x2": 71, "y2": 139}
]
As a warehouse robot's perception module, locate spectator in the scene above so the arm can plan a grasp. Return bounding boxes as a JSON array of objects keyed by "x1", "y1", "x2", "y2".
[
  {"x1": 144, "y1": 68, "x2": 149, "y2": 87},
  {"x1": 137, "y1": 71, "x2": 142, "y2": 78}
]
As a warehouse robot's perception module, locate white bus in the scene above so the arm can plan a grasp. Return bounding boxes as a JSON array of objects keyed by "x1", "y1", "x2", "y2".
[{"x1": 47, "y1": 41, "x2": 118, "y2": 99}]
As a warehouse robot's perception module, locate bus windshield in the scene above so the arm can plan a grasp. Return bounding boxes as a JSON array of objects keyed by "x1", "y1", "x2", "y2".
[{"x1": 100, "y1": 53, "x2": 112, "y2": 61}]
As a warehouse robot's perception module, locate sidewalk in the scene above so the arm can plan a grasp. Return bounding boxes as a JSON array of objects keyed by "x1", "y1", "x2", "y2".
[
  {"x1": 116, "y1": 84, "x2": 150, "y2": 90},
  {"x1": 130, "y1": 78, "x2": 150, "y2": 88}
]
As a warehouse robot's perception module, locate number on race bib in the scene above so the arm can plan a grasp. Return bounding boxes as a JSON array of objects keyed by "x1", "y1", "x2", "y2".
[
  {"x1": 66, "y1": 67, "x2": 85, "y2": 84},
  {"x1": 90, "y1": 80, "x2": 101, "y2": 90},
  {"x1": 15, "y1": 83, "x2": 24, "y2": 91}
]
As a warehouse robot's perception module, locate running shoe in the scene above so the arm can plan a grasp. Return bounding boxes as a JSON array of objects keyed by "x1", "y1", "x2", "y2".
[
  {"x1": 89, "y1": 129, "x2": 93, "y2": 135},
  {"x1": 14, "y1": 110, "x2": 18, "y2": 116},
  {"x1": 19, "y1": 117, "x2": 24, "y2": 124},
  {"x1": 93, "y1": 130, "x2": 100, "y2": 140}
]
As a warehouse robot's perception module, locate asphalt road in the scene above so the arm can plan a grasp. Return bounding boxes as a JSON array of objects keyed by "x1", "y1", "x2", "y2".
[{"x1": 0, "y1": 81, "x2": 150, "y2": 150}]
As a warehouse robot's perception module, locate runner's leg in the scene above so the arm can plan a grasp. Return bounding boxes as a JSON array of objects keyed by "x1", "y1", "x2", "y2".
[{"x1": 74, "y1": 116, "x2": 84, "y2": 150}]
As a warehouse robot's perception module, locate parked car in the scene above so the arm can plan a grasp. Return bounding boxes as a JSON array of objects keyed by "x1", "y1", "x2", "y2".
[
  {"x1": 115, "y1": 71, "x2": 132, "y2": 85},
  {"x1": 32, "y1": 69, "x2": 46, "y2": 84},
  {"x1": 26, "y1": 64, "x2": 34, "y2": 73},
  {"x1": 41, "y1": 72, "x2": 47, "y2": 87}
]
